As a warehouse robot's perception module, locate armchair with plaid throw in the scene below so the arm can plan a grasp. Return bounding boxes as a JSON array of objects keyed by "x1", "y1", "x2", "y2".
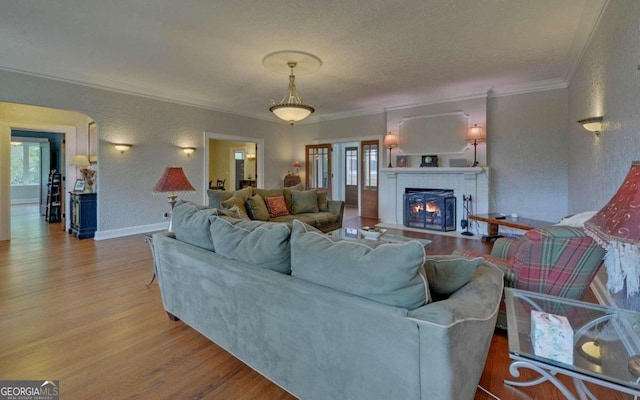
[{"x1": 454, "y1": 226, "x2": 605, "y2": 327}]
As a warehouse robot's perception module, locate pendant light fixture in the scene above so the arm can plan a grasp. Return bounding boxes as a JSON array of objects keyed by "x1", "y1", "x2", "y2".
[{"x1": 263, "y1": 51, "x2": 321, "y2": 125}]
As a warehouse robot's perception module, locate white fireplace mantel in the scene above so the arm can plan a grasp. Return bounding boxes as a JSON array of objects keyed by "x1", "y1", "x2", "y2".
[{"x1": 379, "y1": 167, "x2": 490, "y2": 230}]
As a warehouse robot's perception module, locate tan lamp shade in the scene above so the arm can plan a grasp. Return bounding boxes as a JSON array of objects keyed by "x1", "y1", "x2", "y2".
[
  {"x1": 383, "y1": 132, "x2": 399, "y2": 148},
  {"x1": 70, "y1": 155, "x2": 91, "y2": 167},
  {"x1": 467, "y1": 125, "x2": 486, "y2": 142}
]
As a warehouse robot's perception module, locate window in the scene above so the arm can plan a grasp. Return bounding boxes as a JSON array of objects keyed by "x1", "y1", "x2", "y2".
[{"x1": 11, "y1": 142, "x2": 41, "y2": 185}]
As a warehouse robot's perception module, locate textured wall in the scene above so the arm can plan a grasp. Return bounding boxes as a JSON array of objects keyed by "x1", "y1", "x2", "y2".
[
  {"x1": 0, "y1": 69, "x2": 288, "y2": 236},
  {"x1": 568, "y1": 0, "x2": 640, "y2": 310},
  {"x1": 487, "y1": 89, "x2": 569, "y2": 222}
]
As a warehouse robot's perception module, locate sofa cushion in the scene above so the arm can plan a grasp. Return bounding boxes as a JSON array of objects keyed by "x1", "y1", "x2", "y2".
[
  {"x1": 221, "y1": 196, "x2": 250, "y2": 219},
  {"x1": 208, "y1": 186, "x2": 252, "y2": 208},
  {"x1": 422, "y1": 255, "x2": 484, "y2": 297},
  {"x1": 290, "y1": 220, "x2": 428, "y2": 309},
  {"x1": 171, "y1": 200, "x2": 217, "y2": 251},
  {"x1": 292, "y1": 189, "x2": 319, "y2": 214},
  {"x1": 283, "y1": 183, "x2": 304, "y2": 212},
  {"x1": 270, "y1": 214, "x2": 317, "y2": 226},
  {"x1": 214, "y1": 205, "x2": 243, "y2": 219},
  {"x1": 209, "y1": 216, "x2": 292, "y2": 274},
  {"x1": 254, "y1": 187, "x2": 284, "y2": 200},
  {"x1": 245, "y1": 194, "x2": 271, "y2": 221},
  {"x1": 317, "y1": 190, "x2": 328, "y2": 212},
  {"x1": 265, "y1": 196, "x2": 290, "y2": 218}
]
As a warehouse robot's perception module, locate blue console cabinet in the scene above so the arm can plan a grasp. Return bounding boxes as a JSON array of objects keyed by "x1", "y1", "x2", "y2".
[{"x1": 69, "y1": 192, "x2": 97, "y2": 239}]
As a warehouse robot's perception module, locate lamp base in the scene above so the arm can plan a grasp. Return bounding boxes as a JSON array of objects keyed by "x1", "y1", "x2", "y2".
[{"x1": 166, "y1": 194, "x2": 178, "y2": 233}]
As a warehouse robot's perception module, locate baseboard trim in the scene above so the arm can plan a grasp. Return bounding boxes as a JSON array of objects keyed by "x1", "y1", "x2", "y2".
[{"x1": 94, "y1": 222, "x2": 167, "y2": 241}]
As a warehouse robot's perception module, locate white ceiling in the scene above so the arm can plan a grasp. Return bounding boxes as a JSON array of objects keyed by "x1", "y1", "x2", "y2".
[{"x1": 0, "y1": 0, "x2": 606, "y2": 124}]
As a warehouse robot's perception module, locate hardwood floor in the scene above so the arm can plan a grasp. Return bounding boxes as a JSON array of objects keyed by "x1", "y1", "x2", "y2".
[{"x1": 0, "y1": 204, "x2": 630, "y2": 399}]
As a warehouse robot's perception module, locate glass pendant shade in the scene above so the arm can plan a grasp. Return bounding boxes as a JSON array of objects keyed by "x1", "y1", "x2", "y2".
[{"x1": 269, "y1": 62, "x2": 314, "y2": 125}]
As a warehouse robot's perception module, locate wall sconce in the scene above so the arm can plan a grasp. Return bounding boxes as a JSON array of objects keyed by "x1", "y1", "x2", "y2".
[
  {"x1": 247, "y1": 152, "x2": 256, "y2": 160},
  {"x1": 182, "y1": 147, "x2": 196, "y2": 156},
  {"x1": 113, "y1": 143, "x2": 132, "y2": 154},
  {"x1": 578, "y1": 116, "x2": 603, "y2": 135}
]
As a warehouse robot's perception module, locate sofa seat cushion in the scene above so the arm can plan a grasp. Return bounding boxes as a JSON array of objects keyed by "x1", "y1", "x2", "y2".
[
  {"x1": 290, "y1": 220, "x2": 428, "y2": 309},
  {"x1": 172, "y1": 200, "x2": 218, "y2": 251},
  {"x1": 422, "y1": 255, "x2": 484, "y2": 298},
  {"x1": 311, "y1": 211, "x2": 338, "y2": 226},
  {"x1": 269, "y1": 214, "x2": 315, "y2": 226},
  {"x1": 209, "y1": 216, "x2": 292, "y2": 274}
]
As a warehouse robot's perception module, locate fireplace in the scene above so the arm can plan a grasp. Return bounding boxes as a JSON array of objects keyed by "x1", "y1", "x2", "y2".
[{"x1": 403, "y1": 188, "x2": 456, "y2": 231}]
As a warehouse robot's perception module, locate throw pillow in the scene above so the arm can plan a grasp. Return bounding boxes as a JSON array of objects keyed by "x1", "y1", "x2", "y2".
[
  {"x1": 283, "y1": 183, "x2": 304, "y2": 212},
  {"x1": 213, "y1": 205, "x2": 242, "y2": 219},
  {"x1": 171, "y1": 200, "x2": 217, "y2": 251},
  {"x1": 291, "y1": 189, "x2": 319, "y2": 214},
  {"x1": 207, "y1": 189, "x2": 233, "y2": 209},
  {"x1": 265, "y1": 196, "x2": 290, "y2": 218},
  {"x1": 245, "y1": 194, "x2": 271, "y2": 221},
  {"x1": 290, "y1": 220, "x2": 428, "y2": 309},
  {"x1": 221, "y1": 196, "x2": 250, "y2": 219},
  {"x1": 209, "y1": 216, "x2": 292, "y2": 274},
  {"x1": 317, "y1": 190, "x2": 328, "y2": 212},
  {"x1": 422, "y1": 255, "x2": 483, "y2": 296}
]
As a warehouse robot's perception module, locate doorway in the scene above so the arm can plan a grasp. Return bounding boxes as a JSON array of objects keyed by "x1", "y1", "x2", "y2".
[
  {"x1": 305, "y1": 144, "x2": 332, "y2": 196},
  {"x1": 360, "y1": 140, "x2": 379, "y2": 219},
  {"x1": 344, "y1": 146, "x2": 358, "y2": 207}
]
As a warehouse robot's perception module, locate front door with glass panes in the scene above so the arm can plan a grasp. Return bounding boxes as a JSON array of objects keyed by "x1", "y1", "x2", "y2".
[
  {"x1": 305, "y1": 144, "x2": 332, "y2": 198},
  {"x1": 360, "y1": 140, "x2": 378, "y2": 218}
]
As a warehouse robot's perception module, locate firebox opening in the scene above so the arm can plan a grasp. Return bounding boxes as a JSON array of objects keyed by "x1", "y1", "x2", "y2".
[{"x1": 403, "y1": 188, "x2": 456, "y2": 232}]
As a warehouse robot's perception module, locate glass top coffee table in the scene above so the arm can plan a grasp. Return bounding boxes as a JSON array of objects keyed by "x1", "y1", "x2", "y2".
[
  {"x1": 328, "y1": 227, "x2": 431, "y2": 249},
  {"x1": 504, "y1": 288, "x2": 640, "y2": 399}
]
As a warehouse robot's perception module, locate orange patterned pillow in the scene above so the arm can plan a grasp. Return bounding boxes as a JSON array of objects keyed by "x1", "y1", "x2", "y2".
[{"x1": 265, "y1": 196, "x2": 290, "y2": 218}]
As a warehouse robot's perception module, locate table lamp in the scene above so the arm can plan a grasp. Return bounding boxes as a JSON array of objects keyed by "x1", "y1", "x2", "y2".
[
  {"x1": 584, "y1": 161, "x2": 640, "y2": 296},
  {"x1": 383, "y1": 132, "x2": 398, "y2": 168},
  {"x1": 152, "y1": 167, "x2": 196, "y2": 232},
  {"x1": 293, "y1": 161, "x2": 301, "y2": 175},
  {"x1": 467, "y1": 124, "x2": 485, "y2": 167}
]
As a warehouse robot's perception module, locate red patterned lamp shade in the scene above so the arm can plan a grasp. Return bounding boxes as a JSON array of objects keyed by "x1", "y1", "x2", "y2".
[
  {"x1": 152, "y1": 167, "x2": 196, "y2": 232},
  {"x1": 584, "y1": 161, "x2": 640, "y2": 296},
  {"x1": 153, "y1": 167, "x2": 196, "y2": 194}
]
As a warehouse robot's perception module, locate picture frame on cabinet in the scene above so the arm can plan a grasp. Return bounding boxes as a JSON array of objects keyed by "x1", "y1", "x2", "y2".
[
  {"x1": 396, "y1": 155, "x2": 408, "y2": 168},
  {"x1": 73, "y1": 179, "x2": 86, "y2": 192}
]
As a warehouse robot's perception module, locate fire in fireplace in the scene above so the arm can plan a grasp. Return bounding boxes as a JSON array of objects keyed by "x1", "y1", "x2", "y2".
[{"x1": 403, "y1": 188, "x2": 456, "y2": 232}]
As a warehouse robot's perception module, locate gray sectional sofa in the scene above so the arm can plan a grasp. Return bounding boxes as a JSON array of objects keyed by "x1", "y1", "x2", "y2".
[
  {"x1": 207, "y1": 184, "x2": 344, "y2": 233},
  {"x1": 153, "y1": 202, "x2": 504, "y2": 400}
]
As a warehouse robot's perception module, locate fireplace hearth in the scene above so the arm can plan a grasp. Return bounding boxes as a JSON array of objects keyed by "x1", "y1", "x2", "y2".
[{"x1": 403, "y1": 188, "x2": 456, "y2": 231}]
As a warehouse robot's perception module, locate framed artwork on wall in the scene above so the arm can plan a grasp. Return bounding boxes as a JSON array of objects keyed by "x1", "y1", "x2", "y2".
[
  {"x1": 88, "y1": 121, "x2": 98, "y2": 163},
  {"x1": 396, "y1": 155, "x2": 408, "y2": 168}
]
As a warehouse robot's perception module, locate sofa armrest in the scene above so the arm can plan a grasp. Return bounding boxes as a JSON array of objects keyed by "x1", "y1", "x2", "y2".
[
  {"x1": 452, "y1": 249, "x2": 516, "y2": 288},
  {"x1": 407, "y1": 262, "x2": 504, "y2": 400},
  {"x1": 327, "y1": 200, "x2": 345, "y2": 227},
  {"x1": 490, "y1": 237, "x2": 518, "y2": 259}
]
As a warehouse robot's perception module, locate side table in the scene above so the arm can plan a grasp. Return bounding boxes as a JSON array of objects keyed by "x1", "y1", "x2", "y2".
[
  {"x1": 504, "y1": 288, "x2": 640, "y2": 399},
  {"x1": 144, "y1": 234, "x2": 156, "y2": 285}
]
